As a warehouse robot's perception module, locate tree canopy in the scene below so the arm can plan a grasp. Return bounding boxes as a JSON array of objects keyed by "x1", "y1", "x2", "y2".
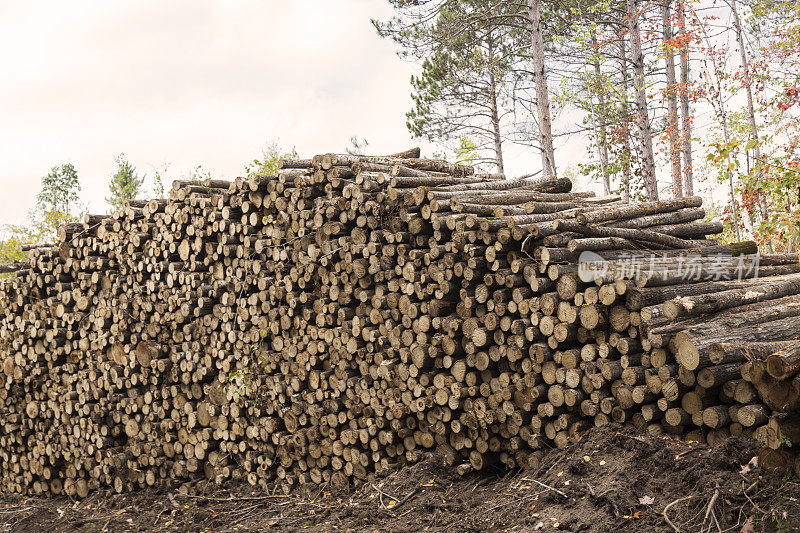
[{"x1": 107, "y1": 153, "x2": 144, "y2": 211}]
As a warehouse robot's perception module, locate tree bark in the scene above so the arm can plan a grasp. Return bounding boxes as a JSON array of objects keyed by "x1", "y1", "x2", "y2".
[
  {"x1": 614, "y1": 207, "x2": 706, "y2": 229},
  {"x1": 618, "y1": 39, "x2": 633, "y2": 202},
  {"x1": 663, "y1": 273, "x2": 800, "y2": 319},
  {"x1": 730, "y1": 0, "x2": 772, "y2": 252},
  {"x1": 674, "y1": 305, "x2": 800, "y2": 370},
  {"x1": 676, "y1": 0, "x2": 694, "y2": 196},
  {"x1": 529, "y1": 0, "x2": 557, "y2": 178},
  {"x1": 766, "y1": 342, "x2": 800, "y2": 381},
  {"x1": 590, "y1": 29, "x2": 611, "y2": 196},
  {"x1": 663, "y1": 0, "x2": 683, "y2": 197},
  {"x1": 577, "y1": 196, "x2": 702, "y2": 224},
  {"x1": 627, "y1": 0, "x2": 659, "y2": 200},
  {"x1": 487, "y1": 30, "x2": 505, "y2": 175},
  {"x1": 0, "y1": 262, "x2": 24, "y2": 274},
  {"x1": 555, "y1": 219, "x2": 695, "y2": 249},
  {"x1": 710, "y1": 341, "x2": 797, "y2": 365}
]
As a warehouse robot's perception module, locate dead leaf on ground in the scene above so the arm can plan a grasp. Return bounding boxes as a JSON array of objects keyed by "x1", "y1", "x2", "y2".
[{"x1": 740, "y1": 456, "x2": 759, "y2": 475}]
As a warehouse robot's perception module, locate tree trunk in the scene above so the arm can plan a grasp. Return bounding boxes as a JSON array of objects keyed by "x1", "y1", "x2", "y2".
[
  {"x1": 529, "y1": 0, "x2": 557, "y2": 178},
  {"x1": 710, "y1": 341, "x2": 797, "y2": 365},
  {"x1": 676, "y1": 0, "x2": 694, "y2": 196},
  {"x1": 730, "y1": 0, "x2": 772, "y2": 253},
  {"x1": 663, "y1": 0, "x2": 682, "y2": 198},
  {"x1": 672, "y1": 295, "x2": 800, "y2": 369},
  {"x1": 627, "y1": 277, "x2": 795, "y2": 310},
  {"x1": 721, "y1": 107, "x2": 743, "y2": 242},
  {"x1": 627, "y1": 0, "x2": 658, "y2": 201},
  {"x1": 614, "y1": 206, "x2": 706, "y2": 229},
  {"x1": 617, "y1": 38, "x2": 633, "y2": 202},
  {"x1": 705, "y1": 48, "x2": 743, "y2": 243},
  {"x1": 591, "y1": 30, "x2": 611, "y2": 196},
  {"x1": 487, "y1": 31, "x2": 505, "y2": 175},
  {"x1": 490, "y1": 93, "x2": 505, "y2": 175}
]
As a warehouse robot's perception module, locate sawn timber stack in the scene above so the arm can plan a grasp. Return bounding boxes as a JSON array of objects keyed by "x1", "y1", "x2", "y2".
[{"x1": 1, "y1": 148, "x2": 799, "y2": 497}]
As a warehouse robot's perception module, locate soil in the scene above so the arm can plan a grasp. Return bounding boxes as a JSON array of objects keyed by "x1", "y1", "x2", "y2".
[{"x1": 1, "y1": 425, "x2": 798, "y2": 532}]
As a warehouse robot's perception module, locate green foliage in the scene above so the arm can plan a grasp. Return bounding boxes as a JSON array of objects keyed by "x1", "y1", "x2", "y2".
[
  {"x1": 0, "y1": 233, "x2": 26, "y2": 264},
  {"x1": 37, "y1": 163, "x2": 80, "y2": 219},
  {"x1": 374, "y1": 0, "x2": 533, "y2": 170},
  {"x1": 1, "y1": 163, "x2": 84, "y2": 271},
  {"x1": 245, "y1": 141, "x2": 299, "y2": 177},
  {"x1": 189, "y1": 164, "x2": 213, "y2": 182},
  {"x1": 0, "y1": 225, "x2": 36, "y2": 277},
  {"x1": 455, "y1": 136, "x2": 479, "y2": 165},
  {"x1": 150, "y1": 164, "x2": 169, "y2": 199},
  {"x1": 692, "y1": 0, "x2": 800, "y2": 251},
  {"x1": 34, "y1": 163, "x2": 83, "y2": 242},
  {"x1": 703, "y1": 100, "x2": 800, "y2": 251},
  {"x1": 107, "y1": 153, "x2": 144, "y2": 211}
]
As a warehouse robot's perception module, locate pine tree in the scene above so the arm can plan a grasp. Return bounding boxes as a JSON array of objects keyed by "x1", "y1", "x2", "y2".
[
  {"x1": 374, "y1": 0, "x2": 564, "y2": 174},
  {"x1": 376, "y1": 0, "x2": 527, "y2": 172},
  {"x1": 107, "y1": 154, "x2": 143, "y2": 211}
]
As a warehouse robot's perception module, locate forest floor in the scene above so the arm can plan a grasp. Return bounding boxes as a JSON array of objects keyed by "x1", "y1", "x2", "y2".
[{"x1": 1, "y1": 425, "x2": 799, "y2": 532}]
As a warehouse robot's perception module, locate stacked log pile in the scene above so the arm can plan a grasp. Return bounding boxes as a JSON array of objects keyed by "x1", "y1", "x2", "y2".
[
  {"x1": 563, "y1": 219, "x2": 800, "y2": 471},
  {"x1": 1, "y1": 147, "x2": 799, "y2": 498}
]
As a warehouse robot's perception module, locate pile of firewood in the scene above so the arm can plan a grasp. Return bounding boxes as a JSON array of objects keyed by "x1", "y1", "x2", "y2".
[{"x1": 1, "y1": 147, "x2": 799, "y2": 498}]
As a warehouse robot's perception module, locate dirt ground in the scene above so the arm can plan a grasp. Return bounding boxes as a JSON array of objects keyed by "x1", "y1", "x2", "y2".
[{"x1": 1, "y1": 425, "x2": 798, "y2": 532}]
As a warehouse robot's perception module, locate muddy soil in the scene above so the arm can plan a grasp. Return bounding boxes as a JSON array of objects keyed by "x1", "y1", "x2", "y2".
[{"x1": 1, "y1": 425, "x2": 798, "y2": 532}]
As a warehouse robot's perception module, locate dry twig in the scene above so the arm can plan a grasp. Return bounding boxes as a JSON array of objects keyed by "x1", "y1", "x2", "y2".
[
  {"x1": 703, "y1": 487, "x2": 720, "y2": 526},
  {"x1": 663, "y1": 495, "x2": 694, "y2": 532},
  {"x1": 520, "y1": 478, "x2": 568, "y2": 498}
]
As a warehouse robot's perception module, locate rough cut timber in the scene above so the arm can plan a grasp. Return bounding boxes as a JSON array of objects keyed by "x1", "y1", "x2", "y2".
[{"x1": 1, "y1": 148, "x2": 800, "y2": 499}]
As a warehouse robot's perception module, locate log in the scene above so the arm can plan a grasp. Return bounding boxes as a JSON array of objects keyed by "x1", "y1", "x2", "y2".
[
  {"x1": 709, "y1": 341, "x2": 797, "y2": 365},
  {"x1": 663, "y1": 274, "x2": 800, "y2": 319},
  {"x1": 0, "y1": 145, "x2": 797, "y2": 500},
  {"x1": 765, "y1": 342, "x2": 800, "y2": 381},
  {"x1": 576, "y1": 196, "x2": 703, "y2": 224},
  {"x1": 0, "y1": 262, "x2": 24, "y2": 274},
  {"x1": 554, "y1": 219, "x2": 695, "y2": 249},
  {"x1": 675, "y1": 315, "x2": 800, "y2": 371}
]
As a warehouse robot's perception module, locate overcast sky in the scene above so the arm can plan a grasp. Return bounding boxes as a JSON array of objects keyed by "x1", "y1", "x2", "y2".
[
  {"x1": 0, "y1": 1, "x2": 417, "y2": 225},
  {"x1": 0, "y1": 1, "x2": 663, "y2": 228}
]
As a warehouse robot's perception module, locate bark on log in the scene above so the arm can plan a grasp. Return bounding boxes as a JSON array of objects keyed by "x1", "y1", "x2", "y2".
[
  {"x1": 663, "y1": 274, "x2": 800, "y2": 319},
  {"x1": 765, "y1": 342, "x2": 800, "y2": 381},
  {"x1": 576, "y1": 197, "x2": 702, "y2": 224},
  {"x1": 554, "y1": 219, "x2": 695, "y2": 249}
]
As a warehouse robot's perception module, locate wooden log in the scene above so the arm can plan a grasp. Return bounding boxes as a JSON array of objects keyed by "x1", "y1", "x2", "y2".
[
  {"x1": 709, "y1": 341, "x2": 797, "y2": 365},
  {"x1": 647, "y1": 221, "x2": 723, "y2": 238},
  {"x1": 663, "y1": 274, "x2": 800, "y2": 319},
  {"x1": 765, "y1": 342, "x2": 800, "y2": 381},
  {"x1": 554, "y1": 219, "x2": 695, "y2": 249},
  {"x1": 2, "y1": 147, "x2": 798, "y2": 500},
  {"x1": 0, "y1": 262, "x2": 25, "y2": 274},
  {"x1": 676, "y1": 315, "x2": 800, "y2": 371},
  {"x1": 576, "y1": 196, "x2": 703, "y2": 224},
  {"x1": 613, "y1": 207, "x2": 706, "y2": 229}
]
